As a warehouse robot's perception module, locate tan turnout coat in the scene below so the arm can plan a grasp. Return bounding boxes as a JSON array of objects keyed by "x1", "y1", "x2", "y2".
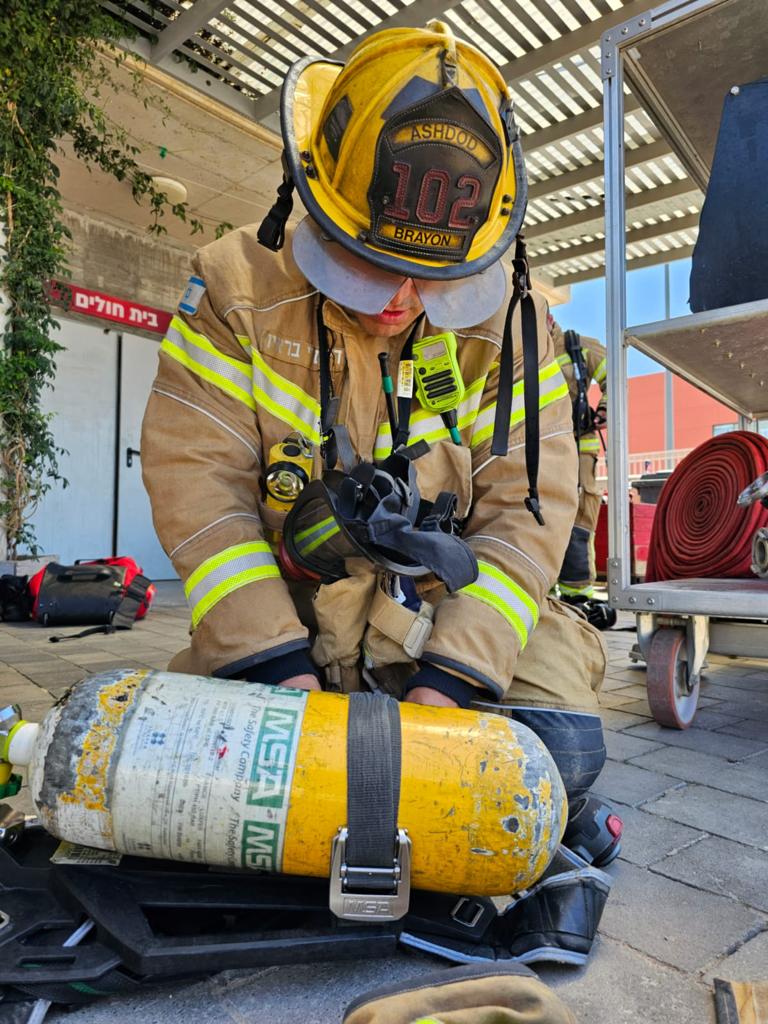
[{"x1": 141, "y1": 225, "x2": 605, "y2": 707}]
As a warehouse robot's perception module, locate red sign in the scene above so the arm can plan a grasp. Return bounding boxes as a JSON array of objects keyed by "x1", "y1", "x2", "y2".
[{"x1": 51, "y1": 282, "x2": 171, "y2": 335}]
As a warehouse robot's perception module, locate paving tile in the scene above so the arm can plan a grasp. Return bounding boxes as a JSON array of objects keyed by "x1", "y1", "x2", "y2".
[
  {"x1": 645, "y1": 784, "x2": 768, "y2": 849},
  {"x1": 49, "y1": 648, "x2": 117, "y2": 662},
  {"x1": 0, "y1": 679, "x2": 48, "y2": 704},
  {"x1": 610, "y1": 698, "x2": 654, "y2": 717},
  {"x1": 611, "y1": 684, "x2": 652, "y2": 701},
  {"x1": 538, "y1": 936, "x2": 716, "y2": 1024},
  {"x1": 596, "y1": 690, "x2": 638, "y2": 707},
  {"x1": 18, "y1": 698, "x2": 56, "y2": 721},
  {"x1": 716, "y1": 717, "x2": 768, "y2": 743},
  {"x1": 136, "y1": 657, "x2": 173, "y2": 671},
  {"x1": 17, "y1": 666, "x2": 87, "y2": 688},
  {"x1": 624, "y1": 723, "x2": 768, "y2": 761},
  {"x1": 687, "y1": 707, "x2": 746, "y2": 731},
  {"x1": 5, "y1": 655, "x2": 64, "y2": 668},
  {"x1": 597, "y1": 861, "x2": 764, "y2": 971},
  {"x1": 629, "y1": 746, "x2": 768, "y2": 802},
  {"x1": 604, "y1": 729, "x2": 666, "y2": 762},
  {"x1": 699, "y1": 683, "x2": 768, "y2": 712},
  {"x1": 593, "y1": 760, "x2": 683, "y2": 808},
  {"x1": 703, "y1": 929, "x2": 768, "y2": 983},
  {"x1": 720, "y1": 673, "x2": 768, "y2": 692},
  {"x1": 599, "y1": 676, "x2": 641, "y2": 693},
  {"x1": 652, "y1": 836, "x2": 768, "y2": 912},
  {"x1": 614, "y1": 805, "x2": 705, "y2": 869},
  {"x1": 0, "y1": 667, "x2": 32, "y2": 682},
  {"x1": 597, "y1": 708, "x2": 651, "y2": 731},
  {"x1": 79, "y1": 661, "x2": 153, "y2": 674}
]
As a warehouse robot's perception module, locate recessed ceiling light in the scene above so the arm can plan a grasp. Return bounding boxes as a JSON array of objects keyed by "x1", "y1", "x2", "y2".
[{"x1": 150, "y1": 176, "x2": 188, "y2": 204}]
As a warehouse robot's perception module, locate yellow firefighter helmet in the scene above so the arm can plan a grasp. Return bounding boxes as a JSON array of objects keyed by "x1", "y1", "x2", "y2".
[{"x1": 259, "y1": 21, "x2": 528, "y2": 323}]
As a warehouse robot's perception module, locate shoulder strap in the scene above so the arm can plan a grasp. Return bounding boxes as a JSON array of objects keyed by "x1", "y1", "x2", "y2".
[
  {"x1": 392, "y1": 315, "x2": 426, "y2": 452},
  {"x1": 345, "y1": 691, "x2": 402, "y2": 881},
  {"x1": 491, "y1": 236, "x2": 544, "y2": 526}
]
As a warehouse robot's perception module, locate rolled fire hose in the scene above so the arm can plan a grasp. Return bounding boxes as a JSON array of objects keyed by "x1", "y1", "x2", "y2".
[{"x1": 645, "y1": 431, "x2": 768, "y2": 582}]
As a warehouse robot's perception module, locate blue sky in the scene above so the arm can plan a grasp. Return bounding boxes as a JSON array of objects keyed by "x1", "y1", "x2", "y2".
[{"x1": 554, "y1": 256, "x2": 693, "y2": 376}]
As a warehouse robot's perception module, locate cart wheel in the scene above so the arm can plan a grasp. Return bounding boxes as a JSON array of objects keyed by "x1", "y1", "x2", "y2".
[{"x1": 646, "y1": 628, "x2": 699, "y2": 729}]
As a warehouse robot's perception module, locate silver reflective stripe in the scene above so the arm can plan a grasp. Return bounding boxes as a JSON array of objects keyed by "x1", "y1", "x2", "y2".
[
  {"x1": 461, "y1": 559, "x2": 539, "y2": 647},
  {"x1": 163, "y1": 321, "x2": 254, "y2": 403},
  {"x1": 186, "y1": 545, "x2": 279, "y2": 626},
  {"x1": 251, "y1": 351, "x2": 321, "y2": 444}
]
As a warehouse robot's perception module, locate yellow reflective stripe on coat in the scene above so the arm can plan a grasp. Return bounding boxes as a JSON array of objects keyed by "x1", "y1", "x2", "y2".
[
  {"x1": 559, "y1": 582, "x2": 595, "y2": 598},
  {"x1": 461, "y1": 560, "x2": 539, "y2": 647},
  {"x1": 250, "y1": 349, "x2": 322, "y2": 445},
  {"x1": 579, "y1": 436, "x2": 601, "y2": 453},
  {"x1": 556, "y1": 353, "x2": 572, "y2": 368},
  {"x1": 593, "y1": 357, "x2": 607, "y2": 384},
  {"x1": 471, "y1": 361, "x2": 568, "y2": 448},
  {"x1": 185, "y1": 541, "x2": 279, "y2": 627},
  {"x1": 161, "y1": 317, "x2": 256, "y2": 410},
  {"x1": 373, "y1": 374, "x2": 487, "y2": 459},
  {"x1": 294, "y1": 514, "x2": 340, "y2": 555}
]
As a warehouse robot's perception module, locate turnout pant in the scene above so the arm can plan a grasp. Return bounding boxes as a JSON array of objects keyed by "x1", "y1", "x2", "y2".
[{"x1": 559, "y1": 448, "x2": 602, "y2": 598}]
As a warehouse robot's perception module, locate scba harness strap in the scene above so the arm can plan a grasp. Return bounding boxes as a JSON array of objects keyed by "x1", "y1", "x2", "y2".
[
  {"x1": 564, "y1": 329, "x2": 594, "y2": 440},
  {"x1": 491, "y1": 236, "x2": 544, "y2": 525}
]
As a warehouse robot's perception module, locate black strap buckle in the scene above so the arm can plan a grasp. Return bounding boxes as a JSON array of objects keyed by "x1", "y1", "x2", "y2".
[{"x1": 525, "y1": 491, "x2": 545, "y2": 527}]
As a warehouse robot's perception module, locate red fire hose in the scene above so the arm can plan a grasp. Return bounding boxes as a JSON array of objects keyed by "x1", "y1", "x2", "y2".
[{"x1": 646, "y1": 431, "x2": 768, "y2": 581}]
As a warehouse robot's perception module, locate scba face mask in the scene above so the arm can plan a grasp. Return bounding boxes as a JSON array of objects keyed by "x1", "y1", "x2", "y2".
[{"x1": 283, "y1": 453, "x2": 478, "y2": 593}]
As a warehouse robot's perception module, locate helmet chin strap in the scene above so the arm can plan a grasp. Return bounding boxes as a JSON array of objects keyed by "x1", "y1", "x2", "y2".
[{"x1": 257, "y1": 154, "x2": 295, "y2": 252}]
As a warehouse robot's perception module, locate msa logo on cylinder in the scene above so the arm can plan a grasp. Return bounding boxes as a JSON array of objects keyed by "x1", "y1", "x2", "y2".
[
  {"x1": 247, "y1": 706, "x2": 299, "y2": 809},
  {"x1": 241, "y1": 820, "x2": 280, "y2": 870}
]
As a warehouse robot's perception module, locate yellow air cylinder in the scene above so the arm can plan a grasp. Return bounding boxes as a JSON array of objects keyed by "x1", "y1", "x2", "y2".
[{"x1": 5, "y1": 669, "x2": 566, "y2": 896}]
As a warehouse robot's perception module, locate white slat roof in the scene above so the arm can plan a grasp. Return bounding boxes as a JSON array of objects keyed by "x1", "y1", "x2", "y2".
[{"x1": 108, "y1": 0, "x2": 699, "y2": 287}]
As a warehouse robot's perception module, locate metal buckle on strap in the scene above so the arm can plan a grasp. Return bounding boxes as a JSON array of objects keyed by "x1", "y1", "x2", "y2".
[
  {"x1": 329, "y1": 827, "x2": 411, "y2": 922},
  {"x1": 402, "y1": 612, "x2": 433, "y2": 659},
  {"x1": 450, "y1": 896, "x2": 486, "y2": 929}
]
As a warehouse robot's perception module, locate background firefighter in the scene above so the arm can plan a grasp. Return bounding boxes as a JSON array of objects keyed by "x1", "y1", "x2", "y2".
[
  {"x1": 549, "y1": 316, "x2": 614, "y2": 630},
  {"x1": 141, "y1": 23, "x2": 621, "y2": 870}
]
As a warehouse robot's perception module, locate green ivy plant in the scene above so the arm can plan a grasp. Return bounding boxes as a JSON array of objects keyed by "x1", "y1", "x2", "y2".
[{"x1": 0, "y1": 1, "x2": 231, "y2": 559}]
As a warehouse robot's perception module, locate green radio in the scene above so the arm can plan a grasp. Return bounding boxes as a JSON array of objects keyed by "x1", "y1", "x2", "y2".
[{"x1": 412, "y1": 332, "x2": 465, "y2": 444}]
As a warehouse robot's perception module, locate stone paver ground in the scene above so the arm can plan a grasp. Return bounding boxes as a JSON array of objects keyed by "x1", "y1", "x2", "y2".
[{"x1": 1, "y1": 585, "x2": 766, "y2": 1023}]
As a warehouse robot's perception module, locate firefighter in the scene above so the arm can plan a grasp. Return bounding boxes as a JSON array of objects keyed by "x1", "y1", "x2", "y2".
[
  {"x1": 549, "y1": 316, "x2": 615, "y2": 630},
  {"x1": 141, "y1": 22, "x2": 621, "y2": 865}
]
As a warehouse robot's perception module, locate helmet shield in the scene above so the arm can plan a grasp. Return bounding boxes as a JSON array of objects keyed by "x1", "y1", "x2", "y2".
[{"x1": 292, "y1": 217, "x2": 507, "y2": 326}]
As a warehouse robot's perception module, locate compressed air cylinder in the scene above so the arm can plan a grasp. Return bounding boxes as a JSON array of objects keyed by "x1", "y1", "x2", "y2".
[{"x1": 6, "y1": 669, "x2": 566, "y2": 896}]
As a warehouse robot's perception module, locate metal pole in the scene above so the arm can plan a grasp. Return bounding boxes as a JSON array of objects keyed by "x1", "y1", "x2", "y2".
[
  {"x1": 664, "y1": 264, "x2": 675, "y2": 454},
  {"x1": 603, "y1": 30, "x2": 630, "y2": 601}
]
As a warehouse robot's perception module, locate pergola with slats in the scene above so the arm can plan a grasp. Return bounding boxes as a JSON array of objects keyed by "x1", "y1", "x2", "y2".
[{"x1": 107, "y1": 0, "x2": 701, "y2": 289}]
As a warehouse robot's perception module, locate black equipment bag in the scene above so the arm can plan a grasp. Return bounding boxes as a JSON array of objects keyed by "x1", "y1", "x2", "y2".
[
  {"x1": 0, "y1": 575, "x2": 32, "y2": 623},
  {"x1": 33, "y1": 562, "x2": 151, "y2": 631},
  {"x1": 690, "y1": 78, "x2": 768, "y2": 312}
]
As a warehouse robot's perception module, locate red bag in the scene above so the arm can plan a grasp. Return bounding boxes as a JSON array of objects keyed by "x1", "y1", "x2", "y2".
[
  {"x1": 80, "y1": 558, "x2": 155, "y2": 619},
  {"x1": 28, "y1": 557, "x2": 155, "y2": 628}
]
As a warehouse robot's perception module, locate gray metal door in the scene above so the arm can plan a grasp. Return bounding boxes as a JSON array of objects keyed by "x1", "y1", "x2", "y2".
[
  {"x1": 116, "y1": 331, "x2": 176, "y2": 580},
  {"x1": 29, "y1": 320, "x2": 118, "y2": 562}
]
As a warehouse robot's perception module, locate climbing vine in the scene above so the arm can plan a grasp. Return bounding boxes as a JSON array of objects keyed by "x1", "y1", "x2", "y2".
[{"x1": 0, "y1": 1, "x2": 227, "y2": 557}]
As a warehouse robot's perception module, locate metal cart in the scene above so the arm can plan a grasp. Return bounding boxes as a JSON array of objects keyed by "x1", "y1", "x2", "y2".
[{"x1": 602, "y1": 0, "x2": 768, "y2": 727}]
